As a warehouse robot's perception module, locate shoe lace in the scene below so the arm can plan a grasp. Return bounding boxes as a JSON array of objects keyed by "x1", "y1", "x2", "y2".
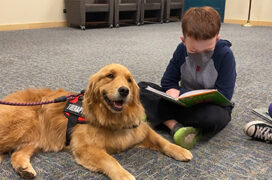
[{"x1": 254, "y1": 126, "x2": 272, "y2": 141}]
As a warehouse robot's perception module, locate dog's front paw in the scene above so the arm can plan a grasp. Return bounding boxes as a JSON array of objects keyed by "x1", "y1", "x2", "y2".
[
  {"x1": 178, "y1": 148, "x2": 193, "y2": 162},
  {"x1": 165, "y1": 144, "x2": 193, "y2": 162},
  {"x1": 0, "y1": 154, "x2": 3, "y2": 164},
  {"x1": 111, "y1": 169, "x2": 135, "y2": 180},
  {"x1": 16, "y1": 166, "x2": 37, "y2": 179}
]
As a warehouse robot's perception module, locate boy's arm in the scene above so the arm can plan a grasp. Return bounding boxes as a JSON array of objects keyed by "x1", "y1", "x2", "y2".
[
  {"x1": 215, "y1": 50, "x2": 237, "y2": 101},
  {"x1": 161, "y1": 44, "x2": 189, "y2": 95}
]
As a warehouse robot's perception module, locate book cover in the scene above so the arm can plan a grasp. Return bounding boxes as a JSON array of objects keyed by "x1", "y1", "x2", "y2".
[
  {"x1": 252, "y1": 107, "x2": 272, "y2": 123},
  {"x1": 145, "y1": 86, "x2": 233, "y2": 108}
]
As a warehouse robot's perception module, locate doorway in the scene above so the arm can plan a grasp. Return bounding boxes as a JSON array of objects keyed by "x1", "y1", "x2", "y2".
[{"x1": 184, "y1": 0, "x2": 226, "y2": 22}]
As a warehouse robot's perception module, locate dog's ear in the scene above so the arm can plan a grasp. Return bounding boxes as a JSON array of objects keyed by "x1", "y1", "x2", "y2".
[
  {"x1": 83, "y1": 74, "x2": 97, "y2": 107},
  {"x1": 132, "y1": 78, "x2": 141, "y2": 105}
]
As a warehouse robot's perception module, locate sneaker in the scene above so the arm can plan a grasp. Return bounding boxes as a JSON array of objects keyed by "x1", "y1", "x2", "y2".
[
  {"x1": 243, "y1": 121, "x2": 272, "y2": 142},
  {"x1": 173, "y1": 127, "x2": 201, "y2": 150}
]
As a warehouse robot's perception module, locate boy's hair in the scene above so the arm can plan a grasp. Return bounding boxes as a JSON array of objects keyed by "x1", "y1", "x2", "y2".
[{"x1": 181, "y1": 6, "x2": 221, "y2": 40}]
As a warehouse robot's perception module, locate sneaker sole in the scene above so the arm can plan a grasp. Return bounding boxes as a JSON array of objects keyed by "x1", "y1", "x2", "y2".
[{"x1": 173, "y1": 127, "x2": 200, "y2": 150}]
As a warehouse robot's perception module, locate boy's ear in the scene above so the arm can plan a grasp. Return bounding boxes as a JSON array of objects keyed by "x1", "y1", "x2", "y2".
[
  {"x1": 180, "y1": 36, "x2": 185, "y2": 43},
  {"x1": 216, "y1": 34, "x2": 220, "y2": 41}
]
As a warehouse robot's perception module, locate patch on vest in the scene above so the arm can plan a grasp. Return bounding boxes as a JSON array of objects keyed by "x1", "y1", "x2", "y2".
[
  {"x1": 66, "y1": 102, "x2": 83, "y2": 116},
  {"x1": 64, "y1": 93, "x2": 86, "y2": 123}
]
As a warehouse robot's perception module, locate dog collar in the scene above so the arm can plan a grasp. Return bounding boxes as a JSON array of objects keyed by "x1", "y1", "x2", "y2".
[
  {"x1": 123, "y1": 122, "x2": 140, "y2": 129},
  {"x1": 122, "y1": 115, "x2": 146, "y2": 129}
]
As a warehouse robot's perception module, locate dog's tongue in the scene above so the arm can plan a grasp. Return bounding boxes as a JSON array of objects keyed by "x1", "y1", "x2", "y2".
[{"x1": 113, "y1": 100, "x2": 123, "y2": 109}]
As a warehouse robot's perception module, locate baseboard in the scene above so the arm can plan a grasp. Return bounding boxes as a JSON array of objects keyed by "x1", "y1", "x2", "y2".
[
  {"x1": 224, "y1": 19, "x2": 272, "y2": 27},
  {"x1": 1, "y1": 19, "x2": 271, "y2": 31},
  {"x1": 0, "y1": 21, "x2": 67, "y2": 31}
]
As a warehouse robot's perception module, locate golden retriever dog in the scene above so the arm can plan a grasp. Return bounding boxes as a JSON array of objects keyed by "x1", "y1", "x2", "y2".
[{"x1": 0, "y1": 64, "x2": 193, "y2": 179}]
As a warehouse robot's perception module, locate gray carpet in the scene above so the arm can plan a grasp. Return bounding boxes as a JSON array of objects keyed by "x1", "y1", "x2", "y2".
[{"x1": 0, "y1": 22, "x2": 272, "y2": 179}]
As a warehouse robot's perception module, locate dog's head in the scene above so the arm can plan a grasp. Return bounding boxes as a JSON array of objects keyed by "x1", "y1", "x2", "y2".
[{"x1": 83, "y1": 64, "x2": 145, "y2": 129}]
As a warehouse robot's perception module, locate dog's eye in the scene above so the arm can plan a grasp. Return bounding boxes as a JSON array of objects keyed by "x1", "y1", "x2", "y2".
[
  {"x1": 127, "y1": 78, "x2": 132, "y2": 83},
  {"x1": 106, "y1": 74, "x2": 114, "y2": 79}
]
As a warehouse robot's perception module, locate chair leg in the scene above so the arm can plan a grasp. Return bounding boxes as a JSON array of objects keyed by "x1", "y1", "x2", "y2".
[
  {"x1": 114, "y1": 0, "x2": 119, "y2": 27},
  {"x1": 141, "y1": 8, "x2": 144, "y2": 24},
  {"x1": 163, "y1": 0, "x2": 167, "y2": 23},
  {"x1": 160, "y1": 9, "x2": 163, "y2": 24},
  {"x1": 79, "y1": 1, "x2": 86, "y2": 29},
  {"x1": 109, "y1": 0, "x2": 114, "y2": 28},
  {"x1": 135, "y1": 0, "x2": 141, "y2": 26},
  {"x1": 109, "y1": 12, "x2": 113, "y2": 28},
  {"x1": 166, "y1": 3, "x2": 170, "y2": 23},
  {"x1": 160, "y1": 3, "x2": 164, "y2": 23}
]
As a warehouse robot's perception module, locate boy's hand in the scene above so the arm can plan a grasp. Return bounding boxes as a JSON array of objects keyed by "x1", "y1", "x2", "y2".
[{"x1": 166, "y1": 88, "x2": 180, "y2": 98}]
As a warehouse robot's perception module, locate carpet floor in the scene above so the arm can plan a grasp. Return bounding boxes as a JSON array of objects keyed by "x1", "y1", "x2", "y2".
[{"x1": 0, "y1": 22, "x2": 272, "y2": 179}]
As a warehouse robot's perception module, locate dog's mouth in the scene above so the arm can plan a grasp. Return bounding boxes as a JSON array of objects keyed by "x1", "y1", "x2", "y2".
[{"x1": 103, "y1": 93, "x2": 124, "y2": 112}]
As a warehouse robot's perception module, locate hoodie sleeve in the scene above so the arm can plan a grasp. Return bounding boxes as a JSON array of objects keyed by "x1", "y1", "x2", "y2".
[
  {"x1": 161, "y1": 43, "x2": 189, "y2": 94},
  {"x1": 214, "y1": 48, "x2": 236, "y2": 101}
]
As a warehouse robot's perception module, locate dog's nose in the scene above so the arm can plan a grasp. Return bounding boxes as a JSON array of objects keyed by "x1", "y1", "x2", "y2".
[{"x1": 118, "y1": 86, "x2": 129, "y2": 97}]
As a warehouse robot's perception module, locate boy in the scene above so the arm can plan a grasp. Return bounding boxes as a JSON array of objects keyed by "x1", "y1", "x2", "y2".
[{"x1": 139, "y1": 6, "x2": 236, "y2": 149}]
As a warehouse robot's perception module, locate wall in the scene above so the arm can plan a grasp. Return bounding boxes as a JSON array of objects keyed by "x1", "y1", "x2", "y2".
[
  {"x1": 0, "y1": 0, "x2": 272, "y2": 30},
  {"x1": 224, "y1": 0, "x2": 272, "y2": 25},
  {"x1": 0, "y1": 0, "x2": 66, "y2": 30}
]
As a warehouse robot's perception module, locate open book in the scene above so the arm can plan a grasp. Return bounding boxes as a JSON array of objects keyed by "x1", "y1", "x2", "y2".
[
  {"x1": 145, "y1": 86, "x2": 233, "y2": 108},
  {"x1": 252, "y1": 107, "x2": 272, "y2": 123}
]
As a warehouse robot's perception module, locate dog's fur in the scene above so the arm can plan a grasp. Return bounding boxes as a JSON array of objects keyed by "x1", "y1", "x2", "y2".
[{"x1": 0, "y1": 64, "x2": 193, "y2": 180}]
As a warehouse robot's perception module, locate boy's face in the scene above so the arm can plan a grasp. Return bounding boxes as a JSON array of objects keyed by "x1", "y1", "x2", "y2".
[{"x1": 180, "y1": 35, "x2": 220, "y2": 54}]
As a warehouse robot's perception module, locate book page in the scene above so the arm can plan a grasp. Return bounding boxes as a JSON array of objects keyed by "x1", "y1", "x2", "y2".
[
  {"x1": 179, "y1": 89, "x2": 217, "y2": 99},
  {"x1": 145, "y1": 86, "x2": 177, "y2": 101}
]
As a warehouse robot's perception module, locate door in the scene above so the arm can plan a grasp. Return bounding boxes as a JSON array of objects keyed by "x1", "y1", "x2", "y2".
[{"x1": 184, "y1": 0, "x2": 226, "y2": 22}]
